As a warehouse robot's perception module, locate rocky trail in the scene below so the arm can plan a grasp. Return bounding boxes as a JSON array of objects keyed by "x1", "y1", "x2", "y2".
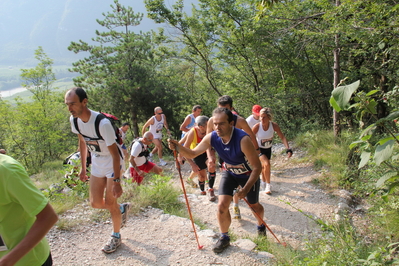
[{"x1": 48, "y1": 144, "x2": 352, "y2": 265}]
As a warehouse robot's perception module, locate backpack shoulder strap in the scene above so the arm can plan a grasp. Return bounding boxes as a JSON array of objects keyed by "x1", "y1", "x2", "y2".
[
  {"x1": 94, "y1": 113, "x2": 106, "y2": 140},
  {"x1": 73, "y1": 117, "x2": 81, "y2": 135}
]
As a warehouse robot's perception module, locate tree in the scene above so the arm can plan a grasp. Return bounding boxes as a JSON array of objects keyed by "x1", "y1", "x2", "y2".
[
  {"x1": 68, "y1": 0, "x2": 181, "y2": 137},
  {"x1": 1, "y1": 47, "x2": 73, "y2": 173},
  {"x1": 20, "y1": 46, "x2": 56, "y2": 112}
]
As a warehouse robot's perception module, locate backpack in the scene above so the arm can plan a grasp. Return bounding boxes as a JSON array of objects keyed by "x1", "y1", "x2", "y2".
[
  {"x1": 129, "y1": 138, "x2": 150, "y2": 158},
  {"x1": 73, "y1": 112, "x2": 123, "y2": 158}
]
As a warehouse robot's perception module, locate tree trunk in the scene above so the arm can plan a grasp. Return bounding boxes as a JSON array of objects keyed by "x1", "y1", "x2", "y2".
[{"x1": 333, "y1": 0, "x2": 341, "y2": 137}]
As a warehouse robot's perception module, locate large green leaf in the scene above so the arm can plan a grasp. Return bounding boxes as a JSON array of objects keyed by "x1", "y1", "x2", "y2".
[
  {"x1": 330, "y1": 80, "x2": 360, "y2": 111},
  {"x1": 359, "y1": 151, "x2": 371, "y2": 169},
  {"x1": 376, "y1": 171, "x2": 399, "y2": 188},
  {"x1": 329, "y1": 96, "x2": 341, "y2": 112},
  {"x1": 374, "y1": 139, "x2": 395, "y2": 166}
]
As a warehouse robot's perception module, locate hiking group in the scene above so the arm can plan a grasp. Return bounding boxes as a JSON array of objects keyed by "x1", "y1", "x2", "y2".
[{"x1": 0, "y1": 87, "x2": 293, "y2": 266}]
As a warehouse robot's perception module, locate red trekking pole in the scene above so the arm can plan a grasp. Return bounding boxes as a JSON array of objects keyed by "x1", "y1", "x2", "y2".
[
  {"x1": 235, "y1": 188, "x2": 287, "y2": 247},
  {"x1": 173, "y1": 149, "x2": 204, "y2": 250}
]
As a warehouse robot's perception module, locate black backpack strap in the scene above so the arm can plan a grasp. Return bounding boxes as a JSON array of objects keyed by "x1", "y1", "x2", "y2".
[
  {"x1": 73, "y1": 115, "x2": 103, "y2": 140},
  {"x1": 73, "y1": 117, "x2": 81, "y2": 135},
  {"x1": 94, "y1": 113, "x2": 105, "y2": 140}
]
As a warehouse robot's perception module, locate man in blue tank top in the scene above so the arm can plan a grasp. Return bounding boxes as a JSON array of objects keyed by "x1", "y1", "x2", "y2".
[{"x1": 168, "y1": 108, "x2": 265, "y2": 254}]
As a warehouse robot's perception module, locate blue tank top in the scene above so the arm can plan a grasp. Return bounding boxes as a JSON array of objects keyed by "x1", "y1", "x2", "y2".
[{"x1": 211, "y1": 127, "x2": 252, "y2": 177}]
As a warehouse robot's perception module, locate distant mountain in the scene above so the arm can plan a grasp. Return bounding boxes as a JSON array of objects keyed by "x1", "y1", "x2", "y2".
[{"x1": 0, "y1": 0, "x2": 167, "y2": 66}]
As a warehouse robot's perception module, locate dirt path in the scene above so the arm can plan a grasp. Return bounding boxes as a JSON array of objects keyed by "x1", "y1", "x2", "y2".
[{"x1": 48, "y1": 144, "x2": 340, "y2": 265}]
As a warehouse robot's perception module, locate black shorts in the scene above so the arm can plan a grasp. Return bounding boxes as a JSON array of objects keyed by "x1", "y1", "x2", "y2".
[
  {"x1": 42, "y1": 253, "x2": 52, "y2": 266},
  {"x1": 193, "y1": 152, "x2": 207, "y2": 171},
  {"x1": 218, "y1": 171, "x2": 260, "y2": 204},
  {"x1": 260, "y1": 147, "x2": 272, "y2": 160}
]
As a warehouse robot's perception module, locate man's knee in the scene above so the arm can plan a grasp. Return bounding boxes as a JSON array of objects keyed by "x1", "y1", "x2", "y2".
[
  {"x1": 90, "y1": 200, "x2": 103, "y2": 209},
  {"x1": 152, "y1": 166, "x2": 163, "y2": 175},
  {"x1": 217, "y1": 197, "x2": 231, "y2": 212},
  {"x1": 251, "y1": 202, "x2": 264, "y2": 213}
]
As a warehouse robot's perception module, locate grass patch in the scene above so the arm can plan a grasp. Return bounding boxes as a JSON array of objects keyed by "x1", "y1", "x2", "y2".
[{"x1": 294, "y1": 130, "x2": 354, "y2": 190}]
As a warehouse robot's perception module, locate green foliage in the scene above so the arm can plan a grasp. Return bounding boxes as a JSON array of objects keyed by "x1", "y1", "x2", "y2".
[
  {"x1": 295, "y1": 130, "x2": 352, "y2": 189},
  {"x1": 0, "y1": 48, "x2": 75, "y2": 173},
  {"x1": 128, "y1": 174, "x2": 184, "y2": 215},
  {"x1": 330, "y1": 80, "x2": 399, "y2": 199}
]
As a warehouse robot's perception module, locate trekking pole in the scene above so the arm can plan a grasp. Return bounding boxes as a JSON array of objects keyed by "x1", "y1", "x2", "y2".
[
  {"x1": 171, "y1": 143, "x2": 204, "y2": 250},
  {"x1": 235, "y1": 188, "x2": 287, "y2": 247}
]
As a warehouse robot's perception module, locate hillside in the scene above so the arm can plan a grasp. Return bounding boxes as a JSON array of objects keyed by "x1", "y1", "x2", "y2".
[{"x1": 0, "y1": 0, "x2": 162, "y2": 66}]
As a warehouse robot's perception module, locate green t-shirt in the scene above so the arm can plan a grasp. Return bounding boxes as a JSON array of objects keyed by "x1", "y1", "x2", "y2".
[{"x1": 0, "y1": 155, "x2": 50, "y2": 266}]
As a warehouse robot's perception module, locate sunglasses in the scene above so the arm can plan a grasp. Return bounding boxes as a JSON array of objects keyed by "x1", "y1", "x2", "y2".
[{"x1": 157, "y1": 112, "x2": 163, "y2": 115}]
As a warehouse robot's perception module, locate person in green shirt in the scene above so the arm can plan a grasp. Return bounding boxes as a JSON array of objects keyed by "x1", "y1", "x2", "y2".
[{"x1": 0, "y1": 154, "x2": 58, "y2": 266}]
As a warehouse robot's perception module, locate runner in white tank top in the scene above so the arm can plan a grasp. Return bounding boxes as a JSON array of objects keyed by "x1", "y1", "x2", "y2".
[
  {"x1": 252, "y1": 107, "x2": 292, "y2": 194},
  {"x1": 142, "y1": 107, "x2": 171, "y2": 166}
]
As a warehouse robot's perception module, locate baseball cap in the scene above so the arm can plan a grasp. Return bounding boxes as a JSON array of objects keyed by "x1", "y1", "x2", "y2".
[{"x1": 252, "y1": 105, "x2": 262, "y2": 116}]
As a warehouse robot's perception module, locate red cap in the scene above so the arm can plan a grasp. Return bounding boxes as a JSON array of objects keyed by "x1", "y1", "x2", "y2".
[{"x1": 252, "y1": 105, "x2": 262, "y2": 116}]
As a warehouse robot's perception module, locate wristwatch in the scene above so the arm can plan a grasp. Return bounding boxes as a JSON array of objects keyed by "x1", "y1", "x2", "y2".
[{"x1": 113, "y1": 178, "x2": 121, "y2": 183}]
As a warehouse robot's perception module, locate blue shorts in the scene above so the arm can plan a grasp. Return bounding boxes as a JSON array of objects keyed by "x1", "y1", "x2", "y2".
[{"x1": 218, "y1": 171, "x2": 260, "y2": 204}]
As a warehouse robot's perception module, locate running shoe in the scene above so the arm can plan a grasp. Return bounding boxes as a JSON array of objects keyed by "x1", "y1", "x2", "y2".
[
  {"x1": 260, "y1": 181, "x2": 266, "y2": 191},
  {"x1": 233, "y1": 206, "x2": 241, "y2": 219},
  {"x1": 208, "y1": 188, "x2": 216, "y2": 202},
  {"x1": 213, "y1": 236, "x2": 230, "y2": 253},
  {"x1": 120, "y1": 203, "x2": 131, "y2": 228},
  {"x1": 200, "y1": 190, "x2": 206, "y2": 195},
  {"x1": 265, "y1": 183, "x2": 272, "y2": 195},
  {"x1": 102, "y1": 235, "x2": 121, "y2": 254},
  {"x1": 159, "y1": 159, "x2": 167, "y2": 166},
  {"x1": 258, "y1": 225, "x2": 267, "y2": 237}
]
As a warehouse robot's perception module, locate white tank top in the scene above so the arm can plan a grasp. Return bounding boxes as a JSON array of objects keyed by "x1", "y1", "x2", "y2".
[
  {"x1": 149, "y1": 115, "x2": 165, "y2": 139},
  {"x1": 256, "y1": 122, "x2": 274, "y2": 149}
]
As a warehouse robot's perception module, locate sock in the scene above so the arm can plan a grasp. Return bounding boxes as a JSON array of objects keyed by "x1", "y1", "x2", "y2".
[
  {"x1": 199, "y1": 181, "x2": 205, "y2": 191},
  {"x1": 221, "y1": 232, "x2": 230, "y2": 240},
  {"x1": 257, "y1": 224, "x2": 266, "y2": 231},
  {"x1": 208, "y1": 172, "x2": 216, "y2": 188},
  {"x1": 233, "y1": 203, "x2": 239, "y2": 207},
  {"x1": 261, "y1": 180, "x2": 266, "y2": 186},
  {"x1": 112, "y1": 232, "x2": 121, "y2": 238}
]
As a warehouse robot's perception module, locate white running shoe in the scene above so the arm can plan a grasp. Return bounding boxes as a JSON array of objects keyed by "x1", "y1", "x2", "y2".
[
  {"x1": 102, "y1": 235, "x2": 121, "y2": 254},
  {"x1": 265, "y1": 183, "x2": 272, "y2": 195},
  {"x1": 148, "y1": 154, "x2": 154, "y2": 162},
  {"x1": 260, "y1": 181, "x2": 266, "y2": 191},
  {"x1": 159, "y1": 159, "x2": 167, "y2": 166}
]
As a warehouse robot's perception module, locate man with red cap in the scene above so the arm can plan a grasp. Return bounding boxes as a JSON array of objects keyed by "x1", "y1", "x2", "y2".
[{"x1": 246, "y1": 105, "x2": 262, "y2": 129}]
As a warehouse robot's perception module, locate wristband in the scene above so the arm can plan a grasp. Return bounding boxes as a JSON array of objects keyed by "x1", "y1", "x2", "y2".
[
  {"x1": 286, "y1": 148, "x2": 293, "y2": 154},
  {"x1": 113, "y1": 178, "x2": 121, "y2": 183}
]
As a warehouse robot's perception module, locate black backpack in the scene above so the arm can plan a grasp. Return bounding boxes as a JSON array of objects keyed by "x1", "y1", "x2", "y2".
[
  {"x1": 73, "y1": 112, "x2": 123, "y2": 157},
  {"x1": 129, "y1": 138, "x2": 150, "y2": 158}
]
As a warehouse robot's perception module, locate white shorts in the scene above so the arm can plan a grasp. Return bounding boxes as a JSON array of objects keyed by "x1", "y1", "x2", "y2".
[{"x1": 90, "y1": 154, "x2": 123, "y2": 178}]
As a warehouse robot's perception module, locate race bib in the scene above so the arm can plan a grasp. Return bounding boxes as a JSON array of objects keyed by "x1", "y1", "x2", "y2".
[
  {"x1": 0, "y1": 234, "x2": 8, "y2": 251},
  {"x1": 260, "y1": 138, "x2": 273, "y2": 149},
  {"x1": 85, "y1": 139, "x2": 102, "y2": 153},
  {"x1": 224, "y1": 162, "x2": 251, "y2": 175},
  {"x1": 156, "y1": 123, "x2": 163, "y2": 133}
]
